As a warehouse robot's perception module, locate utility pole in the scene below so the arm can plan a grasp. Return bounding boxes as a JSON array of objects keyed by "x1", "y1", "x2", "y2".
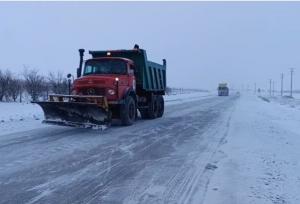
[
  {"x1": 269, "y1": 79, "x2": 272, "y2": 96},
  {"x1": 290, "y1": 68, "x2": 294, "y2": 97},
  {"x1": 281, "y1": 73, "x2": 284, "y2": 96},
  {"x1": 272, "y1": 81, "x2": 275, "y2": 96}
]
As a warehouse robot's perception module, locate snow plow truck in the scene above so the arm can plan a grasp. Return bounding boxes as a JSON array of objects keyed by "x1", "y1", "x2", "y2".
[{"x1": 35, "y1": 45, "x2": 167, "y2": 128}]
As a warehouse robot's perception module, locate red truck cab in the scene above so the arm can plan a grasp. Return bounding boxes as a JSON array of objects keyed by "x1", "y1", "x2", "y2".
[{"x1": 72, "y1": 57, "x2": 136, "y2": 103}]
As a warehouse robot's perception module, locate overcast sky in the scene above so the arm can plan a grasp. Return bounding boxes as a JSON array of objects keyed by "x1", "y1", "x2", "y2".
[{"x1": 1, "y1": 2, "x2": 300, "y2": 90}]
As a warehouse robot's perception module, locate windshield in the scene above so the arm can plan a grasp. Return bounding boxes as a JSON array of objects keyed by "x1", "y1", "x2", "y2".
[{"x1": 83, "y1": 60, "x2": 127, "y2": 75}]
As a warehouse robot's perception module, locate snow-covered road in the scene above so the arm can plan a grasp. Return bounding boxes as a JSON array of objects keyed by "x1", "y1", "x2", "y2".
[
  {"x1": 1, "y1": 93, "x2": 300, "y2": 204},
  {"x1": 0, "y1": 94, "x2": 237, "y2": 204}
]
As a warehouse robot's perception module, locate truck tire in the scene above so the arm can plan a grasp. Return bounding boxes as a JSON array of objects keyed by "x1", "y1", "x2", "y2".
[
  {"x1": 140, "y1": 95, "x2": 158, "y2": 119},
  {"x1": 120, "y1": 96, "x2": 136, "y2": 126},
  {"x1": 157, "y1": 95, "x2": 164, "y2": 118},
  {"x1": 148, "y1": 96, "x2": 159, "y2": 119}
]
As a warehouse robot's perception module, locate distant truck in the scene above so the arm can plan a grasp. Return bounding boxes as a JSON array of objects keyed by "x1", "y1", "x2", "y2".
[{"x1": 218, "y1": 83, "x2": 229, "y2": 96}]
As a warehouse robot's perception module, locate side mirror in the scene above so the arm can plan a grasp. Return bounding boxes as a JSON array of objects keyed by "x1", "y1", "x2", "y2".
[{"x1": 67, "y1": 73, "x2": 72, "y2": 78}]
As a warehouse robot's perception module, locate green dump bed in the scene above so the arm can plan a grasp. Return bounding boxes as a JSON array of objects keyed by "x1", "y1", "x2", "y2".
[{"x1": 89, "y1": 49, "x2": 166, "y2": 94}]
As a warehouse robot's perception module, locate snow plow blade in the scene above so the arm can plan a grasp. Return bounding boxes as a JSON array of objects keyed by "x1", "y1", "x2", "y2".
[{"x1": 34, "y1": 95, "x2": 111, "y2": 128}]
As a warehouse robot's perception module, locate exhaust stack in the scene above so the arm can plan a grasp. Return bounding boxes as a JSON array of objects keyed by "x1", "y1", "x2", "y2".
[{"x1": 77, "y1": 49, "x2": 85, "y2": 78}]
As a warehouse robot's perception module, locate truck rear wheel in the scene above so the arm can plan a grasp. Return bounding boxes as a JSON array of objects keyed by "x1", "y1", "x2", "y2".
[
  {"x1": 157, "y1": 95, "x2": 164, "y2": 117},
  {"x1": 120, "y1": 96, "x2": 136, "y2": 126},
  {"x1": 140, "y1": 95, "x2": 159, "y2": 119},
  {"x1": 148, "y1": 96, "x2": 159, "y2": 119}
]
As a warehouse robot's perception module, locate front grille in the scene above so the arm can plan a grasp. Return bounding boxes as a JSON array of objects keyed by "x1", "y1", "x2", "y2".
[{"x1": 81, "y1": 87, "x2": 106, "y2": 96}]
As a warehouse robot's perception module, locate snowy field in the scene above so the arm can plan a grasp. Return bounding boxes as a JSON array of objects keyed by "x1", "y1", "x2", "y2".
[
  {"x1": 0, "y1": 102, "x2": 42, "y2": 122},
  {"x1": 258, "y1": 93, "x2": 300, "y2": 110},
  {"x1": 164, "y1": 91, "x2": 213, "y2": 105},
  {"x1": 1, "y1": 92, "x2": 300, "y2": 204}
]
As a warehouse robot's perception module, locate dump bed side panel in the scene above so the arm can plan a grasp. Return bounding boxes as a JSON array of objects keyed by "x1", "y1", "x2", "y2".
[{"x1": 144, "y1": 61, "x2": 166, "y2": 92}]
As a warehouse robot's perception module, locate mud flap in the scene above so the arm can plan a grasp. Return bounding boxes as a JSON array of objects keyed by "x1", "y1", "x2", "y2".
[{"x1": 35, "y1": 101, "x2": 111, "y2": 127}]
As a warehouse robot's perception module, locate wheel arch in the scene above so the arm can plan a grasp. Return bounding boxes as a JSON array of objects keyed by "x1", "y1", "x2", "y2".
[{"x1": 123, "y1": 87, "x2": 137, "y2": 102}]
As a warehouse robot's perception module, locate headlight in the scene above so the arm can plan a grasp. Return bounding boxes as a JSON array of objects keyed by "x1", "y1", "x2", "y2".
[{"x1": 107, "y1": 89, "x2": 116, "y2": 95}]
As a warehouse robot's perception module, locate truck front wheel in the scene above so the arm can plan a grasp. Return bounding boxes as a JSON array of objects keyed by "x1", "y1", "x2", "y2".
[{"x1": 120, "y1": 96, "x2": 136, "y2": 126}]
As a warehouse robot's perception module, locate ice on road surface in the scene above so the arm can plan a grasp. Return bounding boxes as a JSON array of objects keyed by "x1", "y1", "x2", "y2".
[{"x1": 0, "y1": 93, "x2": 300, "y2": 204}]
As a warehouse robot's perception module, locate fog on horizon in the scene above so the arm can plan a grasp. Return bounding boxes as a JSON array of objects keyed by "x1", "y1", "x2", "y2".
[{"x1": 1, "y1": 2, "x2": 300, "y2": 91}]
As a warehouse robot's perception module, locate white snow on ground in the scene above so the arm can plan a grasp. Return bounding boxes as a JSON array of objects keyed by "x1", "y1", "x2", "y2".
[
  {"x1": 2, "y1": 92, "x2": 300, "y2": 203},
  {"x1": 290, "y1": 93, "x2": 300, "y2": 100},
  {"x1": 0, "y1": 92, "x2": 212, "y2": 122},
  {"x1": 0, "y1": 91, "x2": 213, "y2": 136},
  {"x1": 0, "y1": 102, "x2": 44, "y2": 136},
  {"x1": 0, "y1": 102, "x2": 43, "y2": 122},
  {"x1": 258, "y1": 93, "x2": 300, "y2": 109},
  {"x1": 164, "y1": 91, "x2": 213, "y2": 105},
  {"x1": 203, "y1": 94, "x2": 300, "y2": 204}
]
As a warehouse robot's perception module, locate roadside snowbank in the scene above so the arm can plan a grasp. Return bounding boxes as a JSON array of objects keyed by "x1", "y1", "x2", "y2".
[
  {"x1": 0, "y1": 102, "x2": 43, "y2": 122},
  {"x1": 204, "y1": 94, "x2": 300, "y2": 204},
  {"x1": 0, "y1": 102, "x2": 44, "y2": 136},
  {"x1": 165, "y1": 91, "x2": 213, "y2": 105},
  {"x1": 261, "y1": 94, "x2": 300, "y2": 109}
]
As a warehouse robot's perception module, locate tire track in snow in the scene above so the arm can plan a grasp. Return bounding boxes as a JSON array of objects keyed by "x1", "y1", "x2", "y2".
[
  {"x1": 123, "y1": 96, "x2": 238, "y2": 204},
  {"x1": 0, "y1": 95, "x2": 237, "y2": 204}
]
